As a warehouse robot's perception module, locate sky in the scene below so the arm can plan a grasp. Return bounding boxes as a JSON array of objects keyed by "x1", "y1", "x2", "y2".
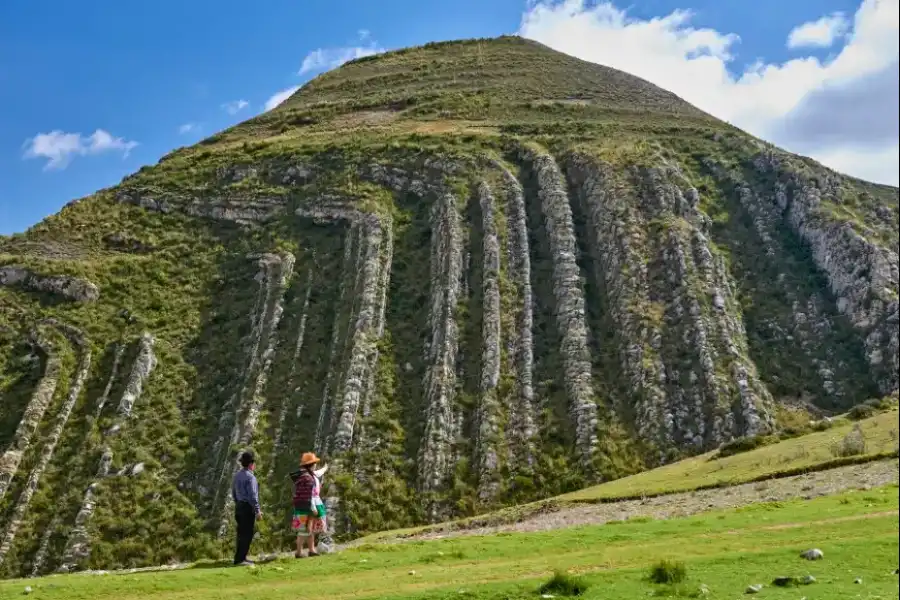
[{"x1": 1, "y1": 0, "x2": 897, "y2": 234}]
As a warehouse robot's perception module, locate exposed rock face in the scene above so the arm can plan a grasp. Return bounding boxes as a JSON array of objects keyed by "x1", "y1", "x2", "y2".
[
  {"x1": 0, "y1": 267, "x2": 99, "y2": 303},
  {"x1": 0, "y1": 323, "x2": 91, "y2": 566},
  {"x1": 418, "y1": 192, "x2": 463, "y2": 509},
  {"x1": 753, "y1": 152, "x2": 899, "y2": 395},
  {"x1": 474, "y1": 182, "x2": 503, "y2": 500},
  {"x1": 116, "y1": 190, "x2": 287, "y2": 225},
  {"x1": 213, "y1": 252, "x2": 294, "y2": 531},
  {"x1": 523, "y1": 148, "x2": 598, "y2": 468},
  {"x1": 496, "y1": 164, "x2": 537, "y2": 470},
  {"x1": 116, "y1": 333, "x2": 157, "y2": 418},
  {"x1": 565, "y1": 152, "x2": 775, "y2": 451},
  {"x1": 269, "y1": 267, "x2": 314, "y2": 477},
  {"x1": 0, "y1": 333, "x2": 62, "y2": 501},
  {"x1": 57, "y1": 448, "x2": 114, "y2": 573}
]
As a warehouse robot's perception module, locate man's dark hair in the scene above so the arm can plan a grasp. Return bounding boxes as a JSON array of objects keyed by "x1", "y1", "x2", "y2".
[{"x1": 239, "y1": 451, "x2": 255, "y2": 468}]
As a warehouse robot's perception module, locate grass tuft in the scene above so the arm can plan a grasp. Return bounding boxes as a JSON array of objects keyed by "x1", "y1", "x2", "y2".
[
  {"x1": 538, "y1": 571, "x2": 591, "y2": 597},
  {"x1": 648, "y1": 560, "x2": 688, "y2": 584}
]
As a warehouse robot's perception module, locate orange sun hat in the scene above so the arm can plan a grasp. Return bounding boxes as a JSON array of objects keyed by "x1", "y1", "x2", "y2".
[{"x1": 300, "y1": 452, "x2": 320, "y2": 466}]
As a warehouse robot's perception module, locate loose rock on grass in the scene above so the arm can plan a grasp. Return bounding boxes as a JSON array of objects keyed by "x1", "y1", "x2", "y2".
[{"x1": 800, "y1": 548, "x2": 824, "y2": 560}]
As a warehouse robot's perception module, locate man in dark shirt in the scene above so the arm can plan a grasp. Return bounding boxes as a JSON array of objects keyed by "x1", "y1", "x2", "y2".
[{"x1": 231, "y1": 451, "x2": 262, "y2": 566}]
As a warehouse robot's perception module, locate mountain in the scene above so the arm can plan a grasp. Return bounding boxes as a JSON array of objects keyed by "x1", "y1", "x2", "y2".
[{"x1": 0, "y1": 36, "x2": 897, "y2": 576}]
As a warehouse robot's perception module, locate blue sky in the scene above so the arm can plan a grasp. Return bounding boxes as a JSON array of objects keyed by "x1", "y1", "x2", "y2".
[{"x1": 1, "y1": 0, "x2": 896, "y2": 235}]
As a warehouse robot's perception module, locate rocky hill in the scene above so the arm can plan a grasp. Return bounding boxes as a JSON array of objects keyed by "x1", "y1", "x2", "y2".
[{"x1": 0, "y1": 36, "x2": 897, "y2": 577}]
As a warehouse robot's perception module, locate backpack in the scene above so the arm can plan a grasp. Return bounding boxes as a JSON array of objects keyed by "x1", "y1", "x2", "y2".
[{"x1": 291, "y1": 470, "x2": 315, "y2": 512}]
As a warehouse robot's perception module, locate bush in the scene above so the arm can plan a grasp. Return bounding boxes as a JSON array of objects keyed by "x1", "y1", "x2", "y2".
[
  {"x1": 539, "y1": 571, "x2": 591, "y2": 597},
  {"x1": 716, "y1": 435, "x2": 777, "y2": 459},
  {"x1": 649, "y1": 560, "x2": 688, "y2": 584},
  {"x1": 847, "y1": 403, "x2": 878, "y2": 421},
  {"x1": 847, "y1": 396, "x2": 898, "y2": 421},
  {"x1": 831, "y1": 424, "x2": 867, "y2": 458}
]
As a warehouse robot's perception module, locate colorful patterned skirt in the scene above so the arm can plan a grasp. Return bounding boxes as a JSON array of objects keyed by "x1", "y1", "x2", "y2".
[{"x1": 292, "y1": 501, "x2": 327, "y2": 536}]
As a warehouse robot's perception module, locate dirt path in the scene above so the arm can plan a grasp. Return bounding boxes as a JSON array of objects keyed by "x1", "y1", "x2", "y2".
[{"x1": 381, "y1": 458, "x2": 899, "y2": 543}]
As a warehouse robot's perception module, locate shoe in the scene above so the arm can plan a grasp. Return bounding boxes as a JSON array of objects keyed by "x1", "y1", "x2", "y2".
[
  {"x1": 235, "y1": 560, "x2": 255, "y2": 567},
  {"x1": 308, "y1": 552, "x2": 319, "y2": 557}
]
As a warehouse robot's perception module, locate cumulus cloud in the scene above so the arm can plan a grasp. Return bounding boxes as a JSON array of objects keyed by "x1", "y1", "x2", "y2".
[
  {"x1": 787, "y1": 13, "x2": 849, "y2": 48},
  {"x1": 519, "y1": 0, "x2": 899, "y2": 185},
  {"x1": 264, "y1": 85, "x2": 301, "y2": 112},
  {"x1": 221, "y1": 99, "x2": 249, "y2": 115},
  {"x1": 299, "y1": 31, "x2": 384, "y2": 75},
  {"x1": 299, "y1": 45, "x2": 382, "y2": 74},
  {"x1": 23, "y1": 129, "x2": 138, "y2": 170},
  {"x1": 178, "y1": 122, "x2": 198, "y2": 134}
]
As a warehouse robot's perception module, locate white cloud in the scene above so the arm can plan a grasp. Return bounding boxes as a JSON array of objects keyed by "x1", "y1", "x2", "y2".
[
  {"x1": 23, "y1": 129, "x2": 138, "y2": 170},
  {"x1": 787, "y1": 13, "x2": 849, "y2": 49},
  {"x1": 264, "y1": 86, "x2": 301, "y2": 112},
  {"x1": 519, "y1": 0, "x2": 900, "y2": 186},
  {"x1": 178, "y1": 122, "x2": 198, "y2": 134},
  {"x1": 222, "y1": 99, "x2": 249, "y2": 115},
  {"x1": 299, "y1": 32, "x2": 384, "y2": 75}
]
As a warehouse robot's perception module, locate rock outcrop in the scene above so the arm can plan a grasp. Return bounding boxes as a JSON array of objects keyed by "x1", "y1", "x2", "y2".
[
  {"x1": 0, "y1": 332, "x2": 62, "y2": 501},
  {"x1": 0, "y1": 323, "x2": 91, "y2": 566},
  {"x1": 0, "y1": 267, "x2": 99, "y2": 303},
  {"x1": 418, "y1": 192, "x2": 463, "y2": 509},
  {"x1": 523, "y1": 148, "x2": 598, "y2": 469}
]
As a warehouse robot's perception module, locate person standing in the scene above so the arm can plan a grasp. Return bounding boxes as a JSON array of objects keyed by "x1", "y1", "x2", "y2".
[
  {"x1": 291, "y1": 452, "x2": 327, "y2": 558},
  {"x1": 231, "y1": 451, "x2": 262, "y2": 566}
]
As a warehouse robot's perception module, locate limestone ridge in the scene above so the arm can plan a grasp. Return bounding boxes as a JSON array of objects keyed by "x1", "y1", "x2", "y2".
[
  {"x1": 0, "y1": 321, "x2": 90, "y2": 566},
  {"x1": 57, "y1": 333, "x2": 156, "y2": 572},
  {"x1": 0, "y1": 35, "x2": 896, "y2": 575},
  {"x1": 0, "y1": 331, "x2": 63, "y2": 501},
  {"x1": 0, "y1": 267, "x2": 99, "y2": 303}
]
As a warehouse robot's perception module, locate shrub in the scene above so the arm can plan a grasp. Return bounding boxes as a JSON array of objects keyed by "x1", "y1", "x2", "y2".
[
  {"x1": 831, "y1": 424, "x2": 867, "y2": 458},
  {"x1": 847, "y1": 403, "x2": 877, "y2": 421},
  {"x1": 716, "y1": 435, "x2": 777, "y2": 459},
  {"x1": 539, "y1": 571, "x2": 591, "y2": 597},
  {"x1": 847, "y1": 396, "x2": 898, "y2": 421},
  {"x1": 649, "y1": 560, "x2": 688, "y2": 584}
]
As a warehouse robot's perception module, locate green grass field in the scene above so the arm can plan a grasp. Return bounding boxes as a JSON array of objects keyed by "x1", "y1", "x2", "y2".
[{"x1": 2, "y1": 486, "x2": 896, "y2": 600}]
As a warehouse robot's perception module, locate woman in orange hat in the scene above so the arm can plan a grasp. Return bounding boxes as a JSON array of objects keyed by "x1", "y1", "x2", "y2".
[{"x1": 290, "y1": 452, "x2": 327, "y2": 557}]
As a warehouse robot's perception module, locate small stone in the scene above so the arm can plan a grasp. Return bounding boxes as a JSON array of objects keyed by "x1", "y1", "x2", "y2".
[
  {"x1": 800, "y1": 548, "x2": 824, "y2": 560},
  {"x1": 24, "y1": 586, "x2": 33, "y2": 595},
  {"x1": 802, "y1": 575, "x2": 816, "y2": 585},
  {"x1": 854, "y1": 577, "x2": 862, "y2": 584},
  {"x1": 130, "y1": 463, "x2": 145, "y2": 476},
  {"x1": 408, "y1": 570, "x2": 416, "y2": 576},
  {"x1": 745, "y1": 584, "x2": 763, "y2": 594}
]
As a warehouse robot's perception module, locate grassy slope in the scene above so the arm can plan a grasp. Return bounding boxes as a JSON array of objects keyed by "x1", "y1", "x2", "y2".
[
  {"x1": 564, "y1": 409, "x2": 900, "y2": 501},
  {"x1": 359, "y1": 410, "x2": 898, "y2": 540},
  {"x1": 2, "y1": 486, "x2": 896, "y2": 600}
]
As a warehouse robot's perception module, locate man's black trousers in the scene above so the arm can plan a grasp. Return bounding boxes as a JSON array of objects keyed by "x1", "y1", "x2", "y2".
[{"x1": 233, "y1": 501, "x2": 257, "y2": 564}]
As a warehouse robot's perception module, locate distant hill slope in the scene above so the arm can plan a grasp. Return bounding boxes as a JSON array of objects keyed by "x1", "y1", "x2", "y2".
[{"x1": 0, "y1": 35, "x2": 897, "y2": 576}]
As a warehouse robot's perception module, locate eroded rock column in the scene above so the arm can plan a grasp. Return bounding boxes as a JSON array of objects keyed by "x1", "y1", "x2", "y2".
[
  {"x1": 474, "y1": 182, "x2": 503, "y2": 500},
  {"x1": 0, "y1": 332, "x2": 62, "y2": 501},
  {"x1": 417, "y1": 192, "x2": 463, "y2": 511},
  {"x1": 0, "y1": 323, "x2": 91, "y2": 566},
  {"x1": 525, "y1": 148, "x2": 597, "y2": 469}
]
